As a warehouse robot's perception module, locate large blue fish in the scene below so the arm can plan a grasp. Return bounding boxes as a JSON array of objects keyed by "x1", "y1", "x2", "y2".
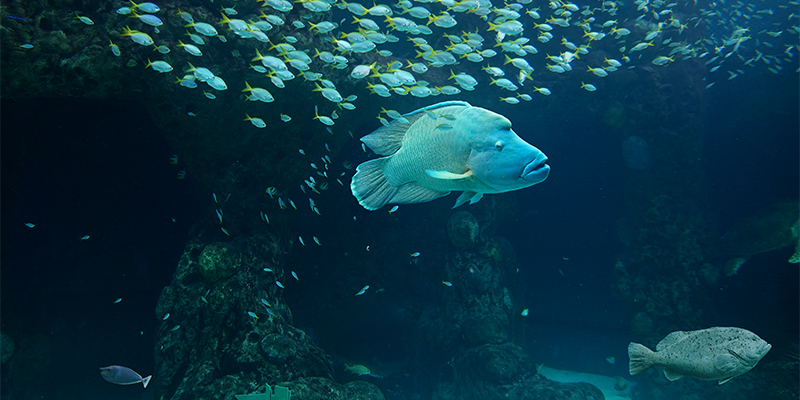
[{"x1": 351, "y1": 101, "x2": 550, "y2": 210}]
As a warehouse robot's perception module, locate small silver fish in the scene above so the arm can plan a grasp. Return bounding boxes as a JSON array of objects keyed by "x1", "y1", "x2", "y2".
[
  {"x1": 100, "y1": 365, "x2": 151, "y2": 388},
  {"x1": 356, "y1": 285, "x2": 370, "y2": 296}
]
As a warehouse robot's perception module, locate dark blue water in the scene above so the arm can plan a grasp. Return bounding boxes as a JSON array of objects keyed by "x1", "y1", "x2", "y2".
[
  {"x1": 2, "y1": 1, "x2": 799, "y2": 399},
  {"x1": 4, "y1": 73, "x2": 796, "y2": 397}
]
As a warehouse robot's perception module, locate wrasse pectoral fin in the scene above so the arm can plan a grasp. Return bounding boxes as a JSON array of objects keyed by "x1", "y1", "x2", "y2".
[{"x1": 425, "y1": 169, "x2": 473, "y2": 180}]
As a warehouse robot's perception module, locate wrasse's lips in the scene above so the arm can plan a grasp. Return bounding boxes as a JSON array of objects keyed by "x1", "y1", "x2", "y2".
[{"x1": 521, "y1": 156, "x2": 550, "y2": 181}]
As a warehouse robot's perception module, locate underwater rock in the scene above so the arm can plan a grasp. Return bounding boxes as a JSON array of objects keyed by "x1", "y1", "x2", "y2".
[
  {"x1": 461, "y1": 310, "x2": 509, "y2": 347},
  {"x1": 447, "y1": 343, "x2": 610, "y2": 400},
  {"x1": 198, "y1": 242, "x2": 242, "y2": 282},
  {"x1": 453, "y1": 343, "x2": 531, "y2": 390},
  {"x1": 416, "y1": 306, "x2": 463, "y2": 359},
  {"x1": 699, "y1": 263, "x2": 720, "y2": 286},
  {"x1": 423, "y1": 228, "x2": 525, "y2": 396},
  {"x1": 464, "y1": 262, "x2": 493, "y2": 293},
  {"x1": 285, "y1": 377, "x2": 384, "y2": 400},
  {"x1": 1, "y1": 332, "x2": 52, "y2": 400},
  {"x1": 603, "y1": 102, "x2": 627, "y2": 128},
  {"x1": 153, "y1": 234, "x2": 360, "y2": 400},
  {"x1": 481, "y1": 236, "x2": 516, "y2": 268},
  {"x1": 503, "y1": 375, "x2": 605, "y2": 400},
  {"x1": 0, "y1": 332, "x2": 13, "y2": 363},
  {"x1": 621, "y1": 135, "x2": 651, "y2": 170},
  {"x1": 631, "y1": 312, "x2": 654, "y2": 335},
  {"x1": 447, "y1": 211, "x2": 480, "y2": 250},
  {"x1": 616, "y1": 217, "x2": 633, "y2": 247}
]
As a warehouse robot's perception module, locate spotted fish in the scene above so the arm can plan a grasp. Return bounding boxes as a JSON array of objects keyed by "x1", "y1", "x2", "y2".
[{"x1": 628, "y1": 327, "x2": 771, "y2": 385}]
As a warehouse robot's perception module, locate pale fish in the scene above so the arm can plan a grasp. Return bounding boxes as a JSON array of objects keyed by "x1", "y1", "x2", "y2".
[
  {"x1": 355, "y1": 285, "x2": 370, "y2": 296},
  {"x1": 100, "y1": 365, "x2": 152, "y2": 388},
  {"x1": 345, "y1": 363, "x2": 380, "y2": 377},
  {"x1": 351, "y1": 101, "x2": 550, "y2": 210},
  {"x1": 628, "y1": 327, "x2": 771, "y2": 385}
]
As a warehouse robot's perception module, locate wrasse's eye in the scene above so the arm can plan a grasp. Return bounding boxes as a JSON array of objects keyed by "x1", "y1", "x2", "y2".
[{"x1": 495, "y1": 141, "x2": 504, "y2": 151}]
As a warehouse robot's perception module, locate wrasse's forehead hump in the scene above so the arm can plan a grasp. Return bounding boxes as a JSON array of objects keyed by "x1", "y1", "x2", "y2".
[{"x1": 467, "y1": 107, "x2": 512, "y2": 130}]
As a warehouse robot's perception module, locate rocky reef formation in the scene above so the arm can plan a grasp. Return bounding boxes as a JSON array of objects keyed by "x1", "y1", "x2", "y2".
[
  {"x1": 0, "y1": 330, "x2": 51, "y2": 400},
  {"x1": 609, "y1": 60, "x2": 717, "y2": 342},
  {"x1": 414, "y1": 208, "x2": 602, "y2": 400},
  {"x1": 153, "y1": 232, "x2": 381, "y2": 400},
  {"x1": 0, "y1": 332, "x2": 14, "y2": 364}
]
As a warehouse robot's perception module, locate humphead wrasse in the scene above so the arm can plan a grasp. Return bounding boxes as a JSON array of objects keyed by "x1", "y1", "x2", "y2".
[{"x1": 350, "y1": 101, "x2": 550, "y2": 210}]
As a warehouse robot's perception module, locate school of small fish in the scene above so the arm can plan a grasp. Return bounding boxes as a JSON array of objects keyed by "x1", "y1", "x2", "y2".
[
  {"x1": 89, "y1": 0, "x2": 796, "y2": 100},
  {"x1": 47, "y1": 0, "x2": 797, "y2": 299}
]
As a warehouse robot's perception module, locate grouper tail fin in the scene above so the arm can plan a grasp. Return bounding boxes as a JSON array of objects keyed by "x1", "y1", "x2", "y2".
[{"x1": 628, "y1": 342, "x2": 655, "y2": 375}]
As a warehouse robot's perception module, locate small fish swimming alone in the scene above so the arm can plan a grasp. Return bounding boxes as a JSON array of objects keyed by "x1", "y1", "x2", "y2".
[
  {"x1": 100, "y1": 365, "x2": 152, "y2": 388},
  {"x1": 345, "y1": 363, "x2": 380, "y2": 377},
  {"x1": 355, "y1": 285, "x2": 370, "y2": 296},
  {"x1": 628, "y1": 326, "x2": 771, "y2": 385},
  {"x1": 350, "y1": 101, "x2": 550, "y2": 210}
]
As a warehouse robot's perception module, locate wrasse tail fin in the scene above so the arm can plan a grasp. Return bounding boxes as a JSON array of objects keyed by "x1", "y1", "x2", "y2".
[{"x1": 351, "y1": 159, "x2": 448, "y2": 211}]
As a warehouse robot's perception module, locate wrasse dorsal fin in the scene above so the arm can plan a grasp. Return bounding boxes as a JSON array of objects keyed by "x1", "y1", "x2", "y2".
[
  {"x1": 360, "y1": 112, "x2": 425, "y2": 155},
  {"x1": 402, "y1": 100, "x2": 471, "y2": 117}
]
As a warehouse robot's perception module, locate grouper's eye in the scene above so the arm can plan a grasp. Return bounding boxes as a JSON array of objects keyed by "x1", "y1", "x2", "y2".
[{"x1": 495, "y1": 141, "x2": 504, "y2": 151}]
